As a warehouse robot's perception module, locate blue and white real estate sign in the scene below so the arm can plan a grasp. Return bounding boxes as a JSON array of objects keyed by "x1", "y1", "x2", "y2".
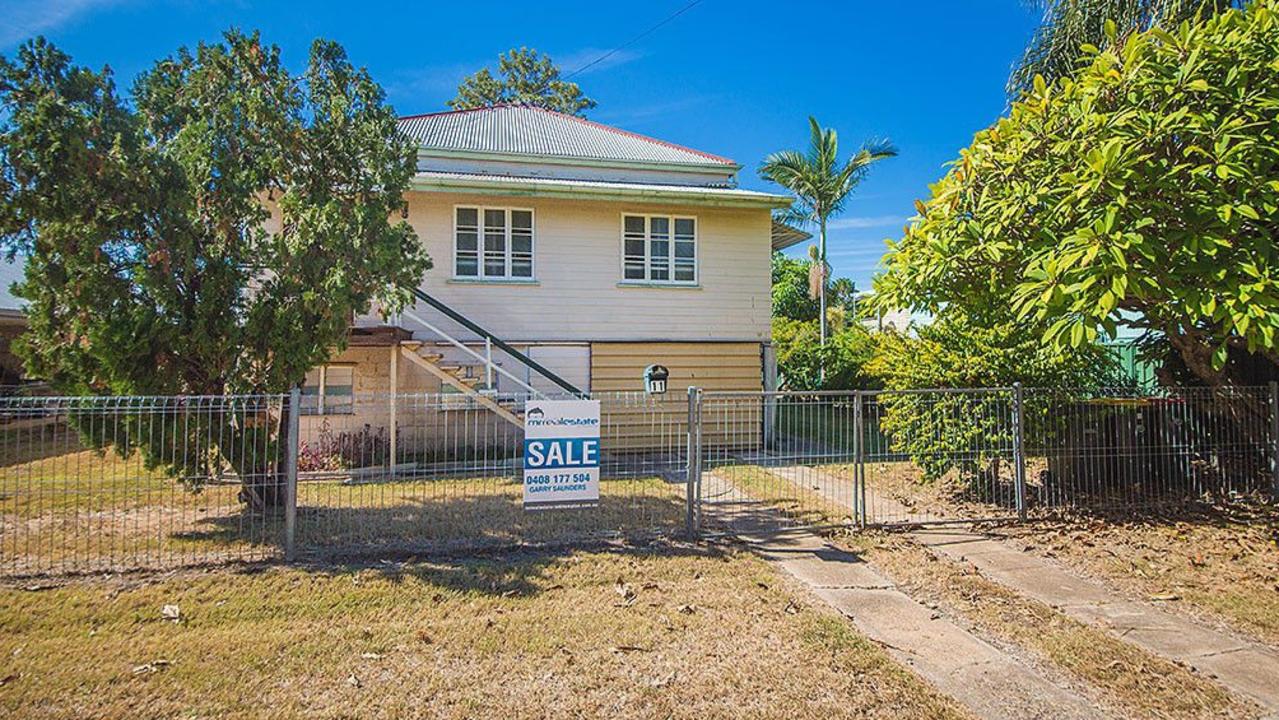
[{"x1": 523, "y1": 399, "x2": 602, "y2": 509}]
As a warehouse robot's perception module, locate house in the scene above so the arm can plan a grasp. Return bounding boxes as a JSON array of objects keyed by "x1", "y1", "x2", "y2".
[
  {"x1": 297, "y1": 104, "x2": 801, "y2": 451},
  {"x1": 0, "y1": 257, "x2": 28, "y2": 387}
]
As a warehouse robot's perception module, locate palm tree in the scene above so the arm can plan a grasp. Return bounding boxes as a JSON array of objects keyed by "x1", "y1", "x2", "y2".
[
  {"x1": 1009, "y1": 0, "x2": 1239, "y2": 99},
  {"x1": 760, "y1": 117, "x2": 896, "y2": 350}
]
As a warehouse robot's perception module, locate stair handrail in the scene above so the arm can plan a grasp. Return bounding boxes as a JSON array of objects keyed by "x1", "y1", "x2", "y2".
[
  {"x1": 399, "y1": 307, "x2": 543, "y2": 397},
  {"x1": 403, "y1": 288, "x2": 585, "y2": 397}
]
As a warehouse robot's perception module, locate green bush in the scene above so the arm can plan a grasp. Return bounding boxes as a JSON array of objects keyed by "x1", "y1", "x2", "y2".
[
  {"x1": 773, "y1": 317, "x2": 878, "y2": 391},
  {"x1": 867, "y1": 314, "x2": 1116, "y2": 483}
]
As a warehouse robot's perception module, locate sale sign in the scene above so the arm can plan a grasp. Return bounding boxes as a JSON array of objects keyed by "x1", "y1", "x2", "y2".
[{"x1": 522, "y1": 399, "x2": 602, "y2": 509}]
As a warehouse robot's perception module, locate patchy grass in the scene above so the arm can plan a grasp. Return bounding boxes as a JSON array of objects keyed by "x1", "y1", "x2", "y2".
[
  {"x1": 1, "y1": 436, "x2": 686, "y2": 574},
  {"x1": 709, "y1": 465, "x2": 855, "y2": 529},
  {"x1": 2, "y1": 473, "x2": 686, "y2": 576},
  {"x1": 0, "y1": 544, "x2": 972, "y2": 720},
  {"x1": 990, "y1": 503, "x2": 1279, "y2": 646},
  {"x1": 294, "y1": 476, "x2": 685, "y2": 557},
  {"x1": 842, "y1": 533, "x2": 1259, "y2": 720}
]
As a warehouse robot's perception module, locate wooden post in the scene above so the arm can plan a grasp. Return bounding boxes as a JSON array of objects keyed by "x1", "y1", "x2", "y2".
[{"x1": 390, "y1": 344, "x2": 399, "y2": 479}]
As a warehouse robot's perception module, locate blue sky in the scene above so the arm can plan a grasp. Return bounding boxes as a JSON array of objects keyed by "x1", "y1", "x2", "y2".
[{"x1": 0, "y1": 0, "x2": 1042, "y2": 290}]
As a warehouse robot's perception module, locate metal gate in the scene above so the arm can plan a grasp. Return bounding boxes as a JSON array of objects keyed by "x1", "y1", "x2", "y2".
[{"x1": 690, "y1": 386, "x2": 1028, "y2": 535}]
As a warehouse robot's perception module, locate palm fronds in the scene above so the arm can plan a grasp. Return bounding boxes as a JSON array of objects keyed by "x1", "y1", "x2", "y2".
[{"x1": 1008, "y1": 0, "x2": 1240, "y2": 99}]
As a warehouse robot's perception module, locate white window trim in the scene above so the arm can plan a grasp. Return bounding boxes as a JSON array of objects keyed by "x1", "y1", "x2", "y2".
[
  {"x1": 303, "y1": 364, "x2": 355, "y2": 416},
  {"x1": 619, "y1": 212, "x2": 698, "y2": 286},
  {"x1": 453, "y1": 205, "x2": 536, "y2": 281}
]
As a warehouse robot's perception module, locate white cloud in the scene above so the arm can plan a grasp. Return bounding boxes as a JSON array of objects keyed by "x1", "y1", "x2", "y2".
[
  {"x1": 0, "y1": 0, "x2": 120, "y2": 48},
  {"x1": 827, "y1": 214, "x2": 909, "y2": 230},
  {"x1": 554, "y1": 47, "x2": 643, "y2": 76},
  {"x1": 383, "y1": 62, "x2": 479, "y2": 108},
  {"x1": 825, "y1": 246, "x2": 892, "y2": 260},
  {"x1": 592, "y1": 95, "x2": 713, "y2": 128}
]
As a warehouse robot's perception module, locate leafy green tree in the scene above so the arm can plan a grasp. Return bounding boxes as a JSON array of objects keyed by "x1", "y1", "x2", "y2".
[
  {"x1": 450, "y1": 48, "x2": 596, "y2": 116},
  {"x1": 772, "y1": 251, "x2": 862, "y2": 324},
  {"x1": 773, "y1": 318, "x2": 878, "y2": 391},
  {"x1": 0, "y1": 32, "x2": 431, "y2": 508},
  {"x1": 1009, "y1": 0, "x2": 1239, "y2": 98},
  {"x1": 772, "y1": 252, "x2": 820, "y2": 321},
  {"x1": 760, "y1": 119, "x2": 895, "y2": 352},
  {"x1": 867, "y1": 313, "x2": 1116, "y2": 483},
  {"x1": 875, "y1": 2, "x2": 1279, "y2": 388}
]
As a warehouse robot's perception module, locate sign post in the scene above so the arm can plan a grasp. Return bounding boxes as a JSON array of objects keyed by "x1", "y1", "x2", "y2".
[{"x1": 523, "y1": 399, "x2": 602, "y2": 509}]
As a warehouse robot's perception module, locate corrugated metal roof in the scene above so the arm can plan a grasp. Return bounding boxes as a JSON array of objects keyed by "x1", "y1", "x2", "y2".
[
  {"x1": 771, "y1": 220, "x2": 812, "y2": 251},
  {"x1": 399, "y1": 105, "x2": 738, "y2": 169}
]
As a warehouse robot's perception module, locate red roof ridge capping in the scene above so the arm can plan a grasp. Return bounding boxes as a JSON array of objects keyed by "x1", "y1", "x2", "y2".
[{"x1": 397, "y1": 104, "x2": 738, "y2": 167}]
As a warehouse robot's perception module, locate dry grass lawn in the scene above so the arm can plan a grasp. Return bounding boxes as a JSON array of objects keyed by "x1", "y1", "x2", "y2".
[
  {"x1": 2, "y1": 435, "x2": 686, "y2": 574},
  {"x1": 990, "y1": 503, "x2": 1279, "y2": 646},
  {"x1": 842, "y1": 533, "x2": 1259, "y2": 720},
  {"x1": 0, "y1": 543, "x2": 972, "y2": 720}
]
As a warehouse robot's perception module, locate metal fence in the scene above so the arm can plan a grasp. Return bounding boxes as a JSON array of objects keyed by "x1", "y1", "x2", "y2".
[
  {"x1": 2, "y1": 385, "x2": 1275, "y2": 576},
  {"x1": 1, "y1": 391, "x2": 688, "y2": 576},
  {"x1": 693, "y1": 385, "x2": 1277, "y2": 535}
]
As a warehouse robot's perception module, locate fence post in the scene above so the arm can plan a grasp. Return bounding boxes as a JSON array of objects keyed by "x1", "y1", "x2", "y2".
[
  {"x1": 853, "y1": 391, "x2": 865, "y2": 527},
  {"x1": 1270, "y1": 381, "x2": 1278, "y2": 501},
  {"x1": 1013, "y1": 382, "x2": 1027, "y2": 522},
  {"x1": 685, "y1": 386, "x2": 702, "y2": 539},
  {"x1": 284, "y1": 387, "x2": 300, "y2": 561}
]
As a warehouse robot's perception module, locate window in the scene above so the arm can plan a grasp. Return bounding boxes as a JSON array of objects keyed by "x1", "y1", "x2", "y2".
[
  {"x1": 455, "y1": 207, "x2": 534, "y2": 279},
  {"x1": 622, "y1": 214, "x2": 696, "y2": 284},
  {"x1": 301, "y1": 365, "x2": 354, "y2": 415}
]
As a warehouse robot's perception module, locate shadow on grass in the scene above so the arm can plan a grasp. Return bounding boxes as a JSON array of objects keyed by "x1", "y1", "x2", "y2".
[
  {"x1": 162, "y1": 486, "x2": 690, "y2": 595},
  {"x1": 285, "y1": 535, "x2": 727, "y2": 599},
  {"x1": 1029, "y1": 492, "x2": 1279, "y2": 529}
]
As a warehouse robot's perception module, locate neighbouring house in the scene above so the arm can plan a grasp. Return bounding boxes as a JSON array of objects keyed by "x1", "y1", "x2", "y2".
[
  {"x1": 0, "y1": 257, "x2": 28, "y2": 387},
  {"x1": 854, "y1": 291, "x2": 924, "y2": 336},
  {"x1": 290, "y1": 104, "x2": 801, "y2": 453}
]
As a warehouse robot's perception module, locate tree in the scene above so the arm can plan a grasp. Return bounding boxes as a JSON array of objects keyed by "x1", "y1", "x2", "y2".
[
  {"x1": 0, "y1": 32, "x2": 431, "y2": 509},
  {"x1": 867, "y1": 313, "x2": 1116, "y2": 483},
  {"x1": 874, "y1": 2, "x2": 1279, "y2": 388},
  {"x1": 773, "y1": 317, "x2": 878, "y2": 391},
  {"x1": 1009, "y1": 0, "x2": 1240, "y2": 98},
  {"x1": 772, "y1": 251, "x2": 860, "y2": 323},
  {"x1": 760, "y1": 119, "x2": 895, "y2": 356},
  {"x1": 450, "y1": 48, "x2": 596, "y2": 116}
]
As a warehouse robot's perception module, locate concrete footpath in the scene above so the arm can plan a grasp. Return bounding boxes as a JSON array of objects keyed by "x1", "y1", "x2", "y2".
[
  {"x1": 914, "y1": 526, "x2": 1279, "y2": 715},
  {"x1": 757, "y1": 465, "x2": 1279, "y2": 716},
  {"x1": 705, "y1": 472, "x2": 1107, "y2": 720}
]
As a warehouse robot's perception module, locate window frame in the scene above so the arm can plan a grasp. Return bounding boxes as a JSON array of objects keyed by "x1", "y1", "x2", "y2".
[
  {"x1": 619, "y1": 212, "x2": 698, "y2": 286},
  {"x1": 301, "y1": 364, "x2": 356, "y2": 416},
  {"x1": 453, "y1": 205, "x2": 536, "y2": 281}
]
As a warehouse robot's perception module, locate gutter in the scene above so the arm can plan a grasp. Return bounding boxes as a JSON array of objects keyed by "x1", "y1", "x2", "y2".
[{"x1": 408, "y1": 174, "x2": 793, "y2": 210}]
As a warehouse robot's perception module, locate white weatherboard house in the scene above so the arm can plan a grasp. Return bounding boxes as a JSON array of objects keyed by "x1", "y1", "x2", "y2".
[{"x1": 300, "y1": 104, "x2": 801, "y2": 446}]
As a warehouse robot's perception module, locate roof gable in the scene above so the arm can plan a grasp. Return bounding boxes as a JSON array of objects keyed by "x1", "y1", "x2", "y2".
[{"x1": 398, "y1": 105, "x2": 739, "y2": 171}]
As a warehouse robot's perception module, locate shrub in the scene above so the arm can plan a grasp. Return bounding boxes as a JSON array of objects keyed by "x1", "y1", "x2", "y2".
[
  {"x1": 773, "y1": 317, "x2": 878, "y2": 391},
  {"x1": 298, "y1": 421, "x2": 391, "y2": 472},
  {"x1": 867, "y1": 314, "x2": 1117, "y2": 484}
]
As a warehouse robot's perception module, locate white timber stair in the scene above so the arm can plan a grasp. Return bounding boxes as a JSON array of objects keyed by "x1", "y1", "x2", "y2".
[{"x1": 398, "y1": 341, "x2": 524, "y2": 428}]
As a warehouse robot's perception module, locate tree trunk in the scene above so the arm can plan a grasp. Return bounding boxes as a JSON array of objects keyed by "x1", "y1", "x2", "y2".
[
  {"x1": 818, "y1": 217, "x2": 828, "y2": 347},
  {"x1": 233, "y1": 398, "x2": 291, "y2": 514}
]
